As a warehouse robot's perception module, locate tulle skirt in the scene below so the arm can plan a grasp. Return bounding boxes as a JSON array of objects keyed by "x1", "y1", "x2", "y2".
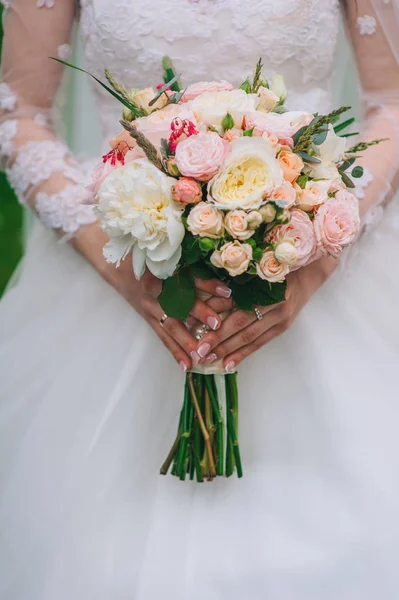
[{"x1": 1, "y1": 206, "x2": 399, "y2": 600}]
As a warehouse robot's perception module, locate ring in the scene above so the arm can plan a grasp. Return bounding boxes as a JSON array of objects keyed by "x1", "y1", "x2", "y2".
[
  {"x1": 159, "y1": 313, "x2": 169, "y2": 327},
  {"x1": 254, "y1": 307, "x2": 263, "y2": 321}
]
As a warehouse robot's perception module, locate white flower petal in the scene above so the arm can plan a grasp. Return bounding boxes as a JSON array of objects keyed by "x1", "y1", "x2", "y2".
[
  {"x1": 146, "y1": 246, "x2": 182, "y2": 279},
  {"x1": 103, "y1": 235, "x2": 133, "y2": 267},
  {"x1": 132, "y1": 244, "x2": 147, "y2": 280}
]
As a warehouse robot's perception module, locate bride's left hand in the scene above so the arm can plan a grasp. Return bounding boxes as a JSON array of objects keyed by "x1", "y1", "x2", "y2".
[{"x1": 197, "y1": 255, "x2": 338, "y2": 371}]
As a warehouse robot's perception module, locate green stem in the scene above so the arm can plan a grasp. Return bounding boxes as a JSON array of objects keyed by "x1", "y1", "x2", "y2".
[
  {"x1": 205, "y1": 376, "x2": 224, "y2": 476},
  {"x1": 176, "y1": 377, "x2": 191, "y2": 479},
  {"x1": 226, "y1": 373, "x2": 243, "y2": 478}
]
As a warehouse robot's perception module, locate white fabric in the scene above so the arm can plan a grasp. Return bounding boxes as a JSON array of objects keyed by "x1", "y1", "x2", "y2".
[{"x1": 1, "y1": 0, "x2": 399, "y2": 599}]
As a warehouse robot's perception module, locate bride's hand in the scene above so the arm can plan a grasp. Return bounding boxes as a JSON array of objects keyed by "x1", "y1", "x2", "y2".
[
  {"x1": 72, "y1": 223, "x2": 232, "y2": 371},
  {"x1": 196, "y1": 255, "x2": 338, "y2": 371}
]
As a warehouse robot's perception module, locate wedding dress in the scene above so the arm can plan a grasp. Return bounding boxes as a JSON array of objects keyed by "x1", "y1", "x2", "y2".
[{"x1": 1, "y1": 1, "x2": 399, "y2": 598}]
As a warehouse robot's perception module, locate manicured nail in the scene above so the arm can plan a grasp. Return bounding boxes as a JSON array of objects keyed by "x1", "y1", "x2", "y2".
[
  {"x1": 179, "y1": 361, "x2": 187, "y2": 372},
  {"x1": 225, "y1": 361, "x2": 236, "y2": 373},
  {"x1": 190, "y1": 350, "x2": 200, "y2": 365},
  {"x1": 205, "y1": 353, "x2": 217, "y2": 364},
  {"x1": 197, "y1": 342, "x2": 211, "y2": 358},
  {"x1": 207, "y1": 316, "x2": 219, "y2": 331},
  {"x1": 216, "y1": 285, "x2": 232, "y2": 298}
]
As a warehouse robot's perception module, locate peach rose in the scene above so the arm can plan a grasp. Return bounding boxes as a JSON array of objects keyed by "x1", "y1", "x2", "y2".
[
  {"x1": 210, "y1": 240, "x2": 253, "y2": 276},
  {"x1": 181, "y1": 80, "x2": 234, "y2": 102},
  {"x1": 224, "y1": 209, "x2": 262, "y2": 240},
  {"x1": 256, "y1": 250, "x2": 289, "y2": 282},
  {"x1": 268, "y1": 209, "x2": 317, "y2": 268},
  {"x1": 313, "y1": 192, "x2": 360, "y2": 258},
  {"x1": 296, "y1": 180, "x2": 331, "y2": 212},
  {"x1": 268, "y1": 181, "x2": 297, "y2": 208},
  {"x1": 172, "y1": 178, "x2": 202, "y2": 205},
  {"x1": 135, "y1": 104, "x2": 197, "y2": 149},
  {"x1": 244, "y1": 111, "x2": 313, "y2": 140},
  {"x1": 174, "y1": 131, "x2": 229, "y2": 182},
  {"x1": 278, "y1": 148, "x2": 304, "y2": 183},
  {"x1": 187, "y1": 201, "x2": 224, "y2": 238}
]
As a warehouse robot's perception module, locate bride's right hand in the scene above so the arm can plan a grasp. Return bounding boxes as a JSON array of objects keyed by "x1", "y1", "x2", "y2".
[{"x1": 72, "y1": 222, "x2": 232, "y2": 371}]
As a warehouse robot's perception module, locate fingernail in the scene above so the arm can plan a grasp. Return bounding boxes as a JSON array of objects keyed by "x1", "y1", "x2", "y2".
[
  {"x1": 197, "y1": 342, "x2": 211, "y2": 358},
  {"x1": 216, "y1": 285, "x2": 232, "y2": 298},
  {"x1": 207, "y1": 316, "x2": 219, "y2": 331},
  {"x1": 179, "y1": 361, "x2": 187, "y2": 372},
  {"x1": 205, "y1": 353, "x2": 217, "y2": 364},
  {"x1": 225, "y1": 361, "x2": 236, "y2": 373},
  {"x1": 190, "y1": 351, "x2": 200, "y2": 365}
]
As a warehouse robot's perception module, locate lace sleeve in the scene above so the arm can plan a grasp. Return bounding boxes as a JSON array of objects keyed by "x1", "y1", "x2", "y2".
[
  {"x1": 0, "y1": 0, "x2": 96, "y2": 237},
  {"x1": 344, "y1": 0, "x2": 399, "y2": 226}
]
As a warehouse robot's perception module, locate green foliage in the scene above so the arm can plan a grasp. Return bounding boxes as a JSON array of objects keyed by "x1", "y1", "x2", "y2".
[
  {"x1": 221, "y1": 112, "x2": 234, "y2": 132},
  {"x1": 243, "y1": 127, "x2": 254, "y2": 137},
  {"x1": 240, "y1": 78, "x2": 252, "y2": 94},
  {"x1": 148, "y1": 73, "x2": 181, "y2": 107},
  {"x1": 189, "y1": 263, "x2": 215, "y2": 280},
  {"x1": 158, "y1": 267, "x2": 196, "y2": 320},
  {"x1": 340, "y1": 171, "x2": 355, "y2": 189},
  {"x1": 162, "y1": 56, "x2": 181, "y2": 92},
  {"x1": 230, "y1": 278, "x2": 286, "y2": 311},
  {"x1": 293, "y1": 107, "x2": 351, "y2": 154},
  {"x1": 181, "y1": 234, "x2": 202, "y2": 265},
  {"x1": 251, "y1": 58, "x2": 264, "y2": 94},
  {"x1": 347, "y1": 138, "x2": 389, "y2": 154},
  {"x1": 296, "y1": 173, "x2": 310, "y2": 189},
  {"x1": 351, "y1": 166, "x2": 364, "y2": 178}
]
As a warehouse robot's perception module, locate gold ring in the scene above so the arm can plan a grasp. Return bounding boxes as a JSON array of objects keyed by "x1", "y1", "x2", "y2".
[
  {"x1": 159, "y1": 313, "x2": 169, "y2": 327},
  {"x1": 254, "y1": 307, "x2": 263, "y2": 321}
]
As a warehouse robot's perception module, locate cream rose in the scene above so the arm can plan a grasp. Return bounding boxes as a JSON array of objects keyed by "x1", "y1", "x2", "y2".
[
  {"x1": 187, "y1": 201, "x2": 224, "y2": 238},
  {"x1": 313, "y1": 192, "x2": 360, "y2": 258},
  {"x1": 274, "y1": 241, "x2": 298, "y2": 266},
  {"x1": 244, "y1": 110, "x2": 313, "y2": 140},
  {"x1": 224, "y1": 209, "x2": 262, "y2": 240},
  {"x1": 174, "y1": 132, "x2": 229, "y2": 182},
  {"x1": 296, "y1": 180, "x2": 331, "y2": 212},
  {"x1": 210, "y1": 241, "x2": 253, "y2": 276},
  {"x1": 191, "y1": 89, "x2": 259, "y2": 131},
  {"x1": 257, "y1": 86, "x2": 279, "y2": 112},
  {"x1": 181, "y1": 80, "x2": 234, "y2": 102},
  {"x1": 268, "y1": 181, "x2": 297, "y2": 208},
  {"x1": 267, "y1": 208, "x2": 317, "y2": 269},
  {"x1": 256, "y1": 250, "x2": 289, "y2": 282},
  {"x1": 208, "y1": 137, "x2": 283, "y2": 210},
  {"x1": 278, "y1": 148, "x2": 304, "y2": 183},
  {"x1": 97, "y1": 159, "x2": 184, "y2": 279}
]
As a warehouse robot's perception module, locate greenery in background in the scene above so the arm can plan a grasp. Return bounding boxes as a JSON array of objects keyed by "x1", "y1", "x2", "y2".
[{"x1": 0, "y1": 5, "x2": 24, "y2": 296}]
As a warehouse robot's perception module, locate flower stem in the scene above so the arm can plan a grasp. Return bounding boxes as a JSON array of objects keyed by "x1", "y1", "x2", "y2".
[
  {"x1": 188, "y1": 373, "x2": 216, "y2": 479},
  {"x1": 205, "y1": 376, "x2": 224, "y2": 476},
  {"x1": 226, "y1": 373, "x2": 243, "y2": 478}
]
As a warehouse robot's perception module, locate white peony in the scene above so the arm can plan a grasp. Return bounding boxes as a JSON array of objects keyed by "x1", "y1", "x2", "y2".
[
  {"x1": 208, "y1": 137, "x2": 283, "y2": 210},
  {"x1": 97, "y1": 159, "x2": 185, "y2": 279},
  {"x1": 191, "y1": 89, "x2": 259, "y2": 132}
]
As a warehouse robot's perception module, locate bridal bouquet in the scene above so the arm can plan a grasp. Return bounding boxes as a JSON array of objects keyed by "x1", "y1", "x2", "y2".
[{"x1": 56, "y1": 56, "x2": 384, "y2": 481}]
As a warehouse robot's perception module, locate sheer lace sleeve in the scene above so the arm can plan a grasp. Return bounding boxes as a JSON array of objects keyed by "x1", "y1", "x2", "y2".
[
  {"x1": 0, "y1": 0, "x2": 96, "y2": 236},
  {"x1": 344, "y1": 0, "x2": 399, "y2": 227}
]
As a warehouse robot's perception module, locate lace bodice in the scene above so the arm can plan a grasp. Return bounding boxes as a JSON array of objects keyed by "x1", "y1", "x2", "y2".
[{"x1": 0, "y1": 0, "x2": 398, "y2": 235}]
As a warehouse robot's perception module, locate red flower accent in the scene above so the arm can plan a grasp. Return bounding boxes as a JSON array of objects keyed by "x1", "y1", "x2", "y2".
[
  {"x1": 169, "y1": 117, "x2": 198, "y2": 153},
  {"x1": 102, "y1": 141, "x2": 131, "y2": 166}
]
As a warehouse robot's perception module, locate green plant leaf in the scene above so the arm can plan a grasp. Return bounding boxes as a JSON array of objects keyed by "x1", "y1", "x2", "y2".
[
  {"x1": 181, "y1": 234, "x2": 202, "y2": 265},
  {"x1": 158, "y1": 267, "x2": 196, "y2": 320},
  {"x1": 49, "y1": 58, "x2": 143, "y2": 118},
  {"x1": 296, "y1": 173, "x2": 310, "y2": 189},
  {"x1": 351, "y1": 166, "x2": 364, "y2": 178},
  {"x1": 230, "y1": 278, "x2": 286, "y2": 311},
  {"x1": 333, "y1": 117, "x2": 355, "y2": 134},
  {"x1": 162, "y1": 56, "x2": 181, "y2": 92},
  {"x1": 243, "y1": 127, "x2": 254, "y2": 137},
  {"x1": 313, "y1": 124, "x2": 329, "y2": 145},
  {"x1": 221, "y1": 112, "x2": 234, "y2": 132},
  {"x1": 292, "y1": 125, "x2": 309, "y2": 146},
  {"x1": 149, "y1": 73, "x2": 181, "y2": 107},
  {"x1": 339, "y1": 157, "x2": 356, "y2": 172},
  {"x1": 297, "y1": 151, "x2": 321, "y2": 164},
  {"x1": 340, "y1": 171, "x2": 355, "y2": 189},
  {"x1": 189, "y1": 263, "x2": 215, "y2": 280}
]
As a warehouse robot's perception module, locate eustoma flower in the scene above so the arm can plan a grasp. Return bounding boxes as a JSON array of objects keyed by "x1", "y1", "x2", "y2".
[{"x1": 97, "y1": 159, "x2": 184, "y2": 279}]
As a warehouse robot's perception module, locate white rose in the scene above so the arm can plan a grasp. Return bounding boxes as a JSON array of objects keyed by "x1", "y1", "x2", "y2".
[
  {"x1": 316, "y1": 124, "x2": 347, "y2": 163},
  {"x1": 191, "y1": 89, "x2": 259, "y2": 132},
  {"x1": 187, "y1": 201, "x2": 224, "y2": 238},
  {"x1": 256, "y1": 250, "x2": 289, "y2": 282},
  {"x1": 257, "y1": 86, "x2": 279, "y2": 113},
  {"x1": 307, "y1": 161, "x2": 341, "y2": 182},
  {"x1": 210, "y1": 241, "x2": 253, "y2": 277},
  {"x1": 208, "y1": 137, "x2": 283, "y2": 210},
  {"x1": 97, "y1": 159, "x2": 184, "y2": 280},
  {"x1": 224, "y1": 209, "x2": 262, "y2": 240},
  {"x1": 296, "y1": 180, "x2": 331, "y2": 211},
  {"x1": 274, "y1": 241, "x2": 298, "y2": 266}
]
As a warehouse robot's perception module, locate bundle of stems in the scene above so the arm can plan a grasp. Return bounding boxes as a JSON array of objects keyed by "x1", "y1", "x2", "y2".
[{"x1": 160, "y1": 372, "x2": 243, "y2": 481}]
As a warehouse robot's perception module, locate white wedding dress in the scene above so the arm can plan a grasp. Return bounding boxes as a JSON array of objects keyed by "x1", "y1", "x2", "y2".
[{"x1": 1, "y1": 1, "x2": 399, "y2": 599}]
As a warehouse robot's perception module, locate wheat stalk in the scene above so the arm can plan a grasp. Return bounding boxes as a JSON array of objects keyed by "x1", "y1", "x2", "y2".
[{"x1": 120, "y1": 119, "x2": 164, "y2": 172}]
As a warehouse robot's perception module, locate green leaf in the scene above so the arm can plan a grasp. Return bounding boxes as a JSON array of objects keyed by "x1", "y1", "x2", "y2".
[
  {"x1": 230, "y1": 278, "x2": 286, "y2": 312},
  {"x1": 181, "y1": 234, "x2": 202, "y2": 265},
  {"x1": 158, "y1": 267, "x2": 196, "y2": 320},
  {"x1": 340, "y1": 171, "x2": 355, "y2": 189},
  {"x1": 313, "y1": 124, "x2": 329, "y2": 145},
  {"x1": 49, "y1": 58, "x2": 143, "y2": 117},
  {"x1": 189, "y1": 263, "x2": 215, "y2": 280},
  {"x1": 230, "y1": 282, "x2": 255, "y2": 311},
  {"x1": 297, "y1": 151, "x2": 321, "y2": 164},
  {"x1": 253, "y1": 248, "x2": 263, "y2": 261},
  {"x1": 243, "y1": 127, "x2": 254, "y2": 137},
  {"x1": 339, "y1": 157, "x2": 355, "y2": 172},
  {"x1": 351, "y1": 166, "x2": 364, "y2": 178},
  {"x1": 166, "y1": 90, "x2": 186, "y2": 105},
  {"x1": 333, "y1": 117, "x2": 355, "y2": 134},
  {"x1": 221, "y1": 112, "x2": 235, "y2": 132},
  {"x1": 162, "y1": 56, "x2": 181, "y2": 92},
  {"x1": 296, "y1": 173, "x2": 310, "y2": 189},
  {"x1": 292, "y1": 125, "x2": 309, "y2": 146},
  {"x1": 341, "y1": 132, "x2": 359, "y2": 138},
  {"x1": 240, "y1": 78, "x2": 252, "y2": 93},
  {"x1": 149, "y1": 73, "x2": 181, "y2": 107}
]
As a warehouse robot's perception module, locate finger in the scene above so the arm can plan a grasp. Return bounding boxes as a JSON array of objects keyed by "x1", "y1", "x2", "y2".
[
  {"x1": 224, "y1": 324, "x2": 285, "y2": 373},
  {"x1": 205, "y1": 296, "x2": 234, "y2": 313},
  {"x1": 150, "y1": 300, "x2": 201, "y2": 366},
  {"x1": 189, "y1": 299, "x2": 222, "y2": 332},
  {"x1": 194, "y1": 277, "x2": 232, "y2": 299},
  {"x1": 211, "y1": 309, "x2": 282, "y2": 362},
  {"x1": 148, "y1": 317, "x2": 192, "y2": 372}
]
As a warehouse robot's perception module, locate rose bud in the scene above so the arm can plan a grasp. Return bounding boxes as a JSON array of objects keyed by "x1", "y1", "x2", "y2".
[
  {"x1": 274, "y1": 241, "x2": 298, "y2": 266},
  {"x1": 172, "y1": 177, "x2": 202, "y2": 205},
  {"x1": 167, "y1": 157, "x2": 181, "y2": 177},
  {"x1": 259, "y1": 203, "x2": 277, "y2": 223}
]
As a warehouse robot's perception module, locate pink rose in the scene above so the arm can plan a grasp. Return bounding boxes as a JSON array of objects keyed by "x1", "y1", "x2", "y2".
[
  {"x1": 135, "y1": 104, "x2": 197, "y2": 150},
  {"x1": 174, "y1": 132, "x2": 230, "y2": 182},
  {"x1": 261, "y1": 131, "x2": 280, "y2": 146},
  {"x1": 268, "y1": 209, "x2": 317, "y2": 268},
  {"x1": 296, "y1": 180, "x2": 331, "y2": 212},
  {"x1": 256, "y1": 250, "x2": 289, "y2": 282},
  {"x1": 210, "y1": 241, "x2": 253, "y2": 277},
  {"x1": 313, "y1": 191, "x2": 360, "y2": 258},
  {"x1": 268, "y1": 181, "x2": 297, "y2": 209},
  {"x1": 181, "y1": 80, "x2": 234, "y2": 102},
  {"x1": 244, "y1": 111, "x2": 313, "y2": 140},
  {"x1": 172, "y1": 177, "x2": 203, "y2": 205},
  {"x1": 187, "y1": 201, "x2": 224, "y2": 238}
]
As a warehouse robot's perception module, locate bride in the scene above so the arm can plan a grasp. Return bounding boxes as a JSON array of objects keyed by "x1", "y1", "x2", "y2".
[{"x1": 1, "y1": 0, "x2": 399, "y2": 598}]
